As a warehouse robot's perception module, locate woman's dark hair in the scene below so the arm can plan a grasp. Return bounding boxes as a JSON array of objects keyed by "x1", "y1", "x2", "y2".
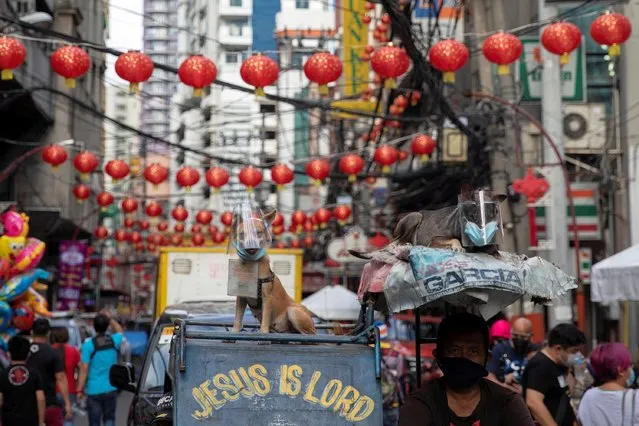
[
  {"x1": 548, "y1": 323, "x2": 586, "y2": 348},
  {"x1": 437, "y1": 312, "x2": 489, "y2": 355},
  {"x1": 51, "y1": 327, "x2": 70, "y2": 344}
]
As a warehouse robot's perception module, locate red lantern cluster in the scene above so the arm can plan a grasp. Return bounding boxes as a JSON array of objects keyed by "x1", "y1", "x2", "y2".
[
  {"x1": 172, "y1": 206, "x2": 189, "y2": 222},
  {"x1": 50, "y1": 45, "x2": 91, "y2": 89},
  {"x1": 303, "y1": 52, "x2": 343, "y2": 96},
  {"x1": 333, "y1": 205, "x2": 352, "y2": 225},
  {"x1": 178, "y1": 54, "x2": 218, "y2": 97},
  {"x1": 94, "y1": 226, "x2": 109, "y2": 240},
  {"x1": 122, "y1": 197, "x2": 139, "y2": 214},
  {"x1": 196, "y1": 210, "x2": 213, "y2": 225},
  {"x1": 541, "y1": 22, "x2": 581, "y2": 65},
  {"x1": 73, "y1": 151, "x2": 99, "y2": 179},
  {"x1": 305, "y1": 159, "x2": 330, "y2": 186},
  {"x1": 105, "y1": 159, "x2": 130, "y2": 181},
  {"x1": 374, "y1": 145, "x2": 399, "y2": 174},
  {"x1": 0, "y1": 37, "x2": 26, "y2": 80},
  {"x1": 41, "y1": 145, "x2": 68, "y2": 169},
  {"x1": 339, "y1": 154, "x2": 365, "y2": 183},
  {"x1": 176, "y1": 166, "x2": 200, "y2": 191},
  {"x1": 240, "y1": 53, "x2": 279, "y2": 97},
  {"x1": 411, "y1": 134, "x2": 436, "y2": 162},
  {"x1": 220, "y1": 211, "x2": 233, "y2": 229},
  {"x1": 370, "y1": 45, "x2": 411, "y2": 88},
  {"x1": 146, "y1": 201, "x2": 163, "y2": 218},
  {"x1": 191, "y1": 233, "x2": 206, "y2": 247},
  {"x1": 271, "y1": 164, "x2": 294, "y2": 191},
  {"x1": 97, "y1": 192, "x2": 114, "y2": 209},
  {"x1": 144, "y1": 163, "x2": 169, "y2": 187},
  {"x1": 205, "y1": 167, "x2": 229, "y2": 193},
  {"x1": 73, "y1": 184, "x2": 91, "y2": 202},
  {"x1": 315, "y1": 208, "x2": 332, "y2": 228},
  {"x1": 590, "y1": 12, "x2": 632, "y2": 58},
  {"x1": 429, "y1": 39, "x2": 469, "y2": 84},
  {"x1": 238, "y1": 166, "x2": 263, "y2": 192},
  {"x1": 482, "y1": 32, "x2": 522, "y2": 76},
  {"x1": 115, "y1": 51, "x2": 154, "y2": 93}
]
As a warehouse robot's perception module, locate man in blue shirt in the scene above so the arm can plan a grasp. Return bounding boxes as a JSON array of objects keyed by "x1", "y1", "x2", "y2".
[
  {"x1": 77, "y1": 310, "x2": 123, "y2": 426},
  {"x1": 487, "y1": 317, "x2": 540, "y2": 394}
]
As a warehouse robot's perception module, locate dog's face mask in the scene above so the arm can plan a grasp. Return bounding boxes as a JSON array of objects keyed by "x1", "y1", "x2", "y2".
[{"x1": 228, "y1": 202, "x2": 275, "y2": 261}]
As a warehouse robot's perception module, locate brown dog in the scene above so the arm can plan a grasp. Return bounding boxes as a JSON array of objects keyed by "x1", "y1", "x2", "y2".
[{"x1": 231, "y1": 210, "x2": 316, "y2": 335}]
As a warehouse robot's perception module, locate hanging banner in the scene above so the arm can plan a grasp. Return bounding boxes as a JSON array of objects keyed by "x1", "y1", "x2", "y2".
[
  {"x1": 342, "y1": 0, "x2": 369, "y2": 96},
  {"x1": 56, "y1": 240, "x2": 88, "y2": 311}
]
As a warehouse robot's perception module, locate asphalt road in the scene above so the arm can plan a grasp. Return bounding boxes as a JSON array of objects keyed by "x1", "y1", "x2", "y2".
[{"x1": 75, "y1": 392, "x2": 134, "y2": 426}]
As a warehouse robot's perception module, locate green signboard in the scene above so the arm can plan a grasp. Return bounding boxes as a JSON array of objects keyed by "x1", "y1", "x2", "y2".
[{"x1": 516, "y1": 37, "x2": 587, "y2": 103}]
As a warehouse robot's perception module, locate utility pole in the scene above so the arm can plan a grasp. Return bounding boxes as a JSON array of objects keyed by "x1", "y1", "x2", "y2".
[{"x1": 539, "y1": 0, "x2": 571, "y2": 327}]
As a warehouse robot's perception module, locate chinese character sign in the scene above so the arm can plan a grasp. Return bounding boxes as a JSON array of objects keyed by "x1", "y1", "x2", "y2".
[{"x1": 56, "y1": 240, "x2": 88, "y2": 311}]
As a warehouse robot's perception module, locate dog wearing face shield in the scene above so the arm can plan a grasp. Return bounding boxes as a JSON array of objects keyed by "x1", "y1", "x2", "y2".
[{"x1": 229, "y1": 203, "x2": 316, "y2": 335}]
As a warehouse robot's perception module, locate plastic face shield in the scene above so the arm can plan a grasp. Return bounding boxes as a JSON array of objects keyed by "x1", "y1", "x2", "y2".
[
  {"x1": 227, "y1": 202, "x2": 272, "y2": 255},
  {"x1": 459, "y1": 190, "x2": 503, "y2": 247}
]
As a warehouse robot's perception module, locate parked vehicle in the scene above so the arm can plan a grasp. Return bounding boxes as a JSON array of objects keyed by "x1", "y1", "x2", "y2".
[{"x1": 49, "y1": 312, "x2": 95, "y2": 348}]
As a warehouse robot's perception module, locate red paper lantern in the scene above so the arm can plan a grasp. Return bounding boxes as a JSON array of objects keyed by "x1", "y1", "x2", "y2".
[
  {"x1": 208, "y1": 225, "x2": 218, "y2": 235},
  {"x1": 315, "y1": 208, "x2": 331, "y2": 228},
  {"x1": 105, "y1": 159, "x2": 130, "y2": 181},
  {"x1": 196, "y1": 210, "x2": 213, "y2": 225},
  {"x1": 73, "y1": 151, "x2": 98, "y2": 179},
  {"x1": 482, "y1": 32, "x2": 523, "y2": 76},
  {"x1": 339, "y1": 154, "x2": 365, "y2": 183},
  {"x1": 240, "y1": 53, "x2": 279, "y2": 97},
  {"x1": 394, "y1": 95, "x2": 408, "y2": 109},
  {"x1": 139, "y1": 220, "x2": 150, "y2": 230},
  {"x1": 94, "y1": 226, "x2": 109, "y2": 240},
  {"x1": 333, "y1": 205, "x2": 352, "y2": 225},
  {"x1": 303, "y1": 52, "x2": 343, "y2": 96},
  {"x1": 305, "y1": 159, "x2": 330, "y2": 186},
  {"x1": 541, "y1": 22, "x2": 581, "y2": 65},
  {"x1": 146, "y1": 201, "x2": 163, "y2": 218},
  {"x1": 213, "y1": 232, "x2": 226, "y2": 245},
  {"x1": 362, "y1": 15, "x2": 372, "y2": 24},
  {"x1": 238, "y1": 166, "x2": 263, "y2": 192},
  {"x1": 374, "y1": 145, "x2": 399, "y2": 174},
  {"x1": 398, "y1": 150, "x2": 409, "y2": 161},
  {"x1": 411, "y1": 134, "x2": 436, "y2": 162},
  {"x1": 170, "y1": 234, "x2": 183, "y2": 246},
  {"x1": 205, "y1": 167, "x2": 229, "y2": 193},
  {"x1": 590, "y1": 12, "x2": 632, "y2": 58},
  {"x1": 174, "y1": 223, "x2": 185, "y2": 233},
  {"x1": 41, "y1": 145, "x2": 68, "y2": 169},
  {"x1": 291, "y1": 210, "x2": 307, "y2": 226},
  {"x1": 410, "y1": 91, "x2": 421, "y2": 106},
  {"x1": 50, "y1": 45, "x2": 91, "y2": 89},
  {"x1": 291, "y1": 239, "x2": 301, "y2": 249},
  {"x1": 176, "y1": 166, "x2": 200, "y2": 191},
  {"x1": 191, "y1": 233, "x2": 205, "y2": 247},
  {"x1": 178, "y1": 54, "x2": 218, "y2": 97},
  {"x1": 191, "y1": 224, "x2": 202, "y2": 234},
  {"x1": 272, "y1": 225, "x2": 284, "y2": 236},
  {"x1": 172, "y1": 206, "x2": 189, "y2": 222},
  {"x1": 303, "y1": 221, "x2": 313, "y2": 233},
  {"x1": 96, "y1": 192, "x2": 114, "y2": 209},
  {"x1": 157, "y1": 221, "x2": 169, "y2": 232},
  {"x1": 121, "y1": 197, "x2": 139, "y2": 214},
  {"x1": 512, "y1": 168, "x2": 550, "y2": 203},
  {"x1": 144, "y1": 163, "x2": 169, "y2": 187},
  {"x1": 115, "y1": 50, "x2": 154, "y2": 93},
  {"x1": 72, "y1": 184, "x2": 91, "y2": 202},
  {"x1": 370, "y1": 45, "x2": 411, "y2": 88},
  {"x1": 114, "y1": 229, "x2": 129, "y2": 243},
  {"x1": 220, "y1": 211, "x2": 233, "y2": 227},
  {"x1": 124, "y1": 217, "x2": 136, "y2": 228},
  {"x1": 272, "y1": 212, "x2": 284, "y2": 228},
  {"x1": 270, "y1": 164, "x2": 294, "y2": 191},
  {"x1": 130, "y1": 231, "x2": 142, "y2": 244},
  {"x1": 429, "y1": 39, "x2": 469, "y2": 84},
  {"x1": 0, "y1": 37, "x2": 26, "y2": 80}
]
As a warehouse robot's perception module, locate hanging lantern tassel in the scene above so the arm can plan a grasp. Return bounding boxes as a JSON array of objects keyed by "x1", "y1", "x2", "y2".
[
  {"x1": 560, "y1": 53, "x2": 570, "y2": 66},
  {"x1": 129, "y1": 82, "x2": 140, "y2": 93},
  {"x1": 80, "y1": 172, "x2": 89, "y2": 181},
  {"x1": 348, "y1": 174, "x2": 357, "y2": 183},
  {"x1": 320, "y1": 223, "x2": 327, "y2": 229},
  {"x1": 609, "y1": 44, "x2": 621, "y2": 58},
  {"x1": 497, "y1": 65, "x2": 509, "y2": 76},
  {"x1": 65, "y1": 78, "x2": 76, "y2": 89},
  {"x1": 246, "y1": 186, "x2": 254, "y2": 193},
  {"x1": 193, "y1": 88, "x2": 204, "y2": 97},
  {"x1": 1, "y1": 69, "x2": 13, "y2": 80},
  {"x1": 319, "y1": 84, "x2": 329, "y2": 96},
  {"x1": 384, "y1": 78, "x2": 396, "y2": 89},
  {"x1": 313, "y1": 179, "x2": 322, "y2": 187},
  {"x1": 276, "y1": 184, "x2": 284, "y2": 191},
  {"x1": 255, "y1": 87, "x2": 265, "y2": 97},
  {"x1": 420, "y1": 154, "x2": 430, "y2": 163},
  {"x1": 382, "y1": 165, "x2": 391, "y2": 174},
  {"x1": 185, "y1": 186, "x2": 192, "y2": 193},
  {"x1": 442, "y1": 72, "x2": 455, "y2": 84}
]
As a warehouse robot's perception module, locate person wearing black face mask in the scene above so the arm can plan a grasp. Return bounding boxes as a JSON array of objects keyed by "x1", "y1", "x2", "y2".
[
  {"x1": 399, "y1": 313, "x2": 534, "y2": 426},
  {"x1": 487, "y1": 317, "x2": 540, "y2": 394}
]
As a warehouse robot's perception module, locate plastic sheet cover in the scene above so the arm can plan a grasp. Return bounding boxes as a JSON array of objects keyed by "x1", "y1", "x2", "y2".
[{"x1": 382, "y1": 247, "x2": 577, "y2": 318}]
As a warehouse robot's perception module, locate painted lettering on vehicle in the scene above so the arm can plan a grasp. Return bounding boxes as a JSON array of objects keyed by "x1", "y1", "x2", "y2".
[
  {"x1": 191, "y1": 363, "x2": 375, "y2": 422},
  {"x1": 422, "y1": 268, "x2": 522, "y2": 293}
]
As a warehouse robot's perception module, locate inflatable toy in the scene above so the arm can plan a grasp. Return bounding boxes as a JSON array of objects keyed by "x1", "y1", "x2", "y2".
[
  {"x1": 10, "y1": 238, "x2": 45, "y2": 276},
  {"x1": 0, "y1": 301, "x2": 12, "y2": 333},
  {"x1": 19, "y1": 288, "x2": 52, "y2": 318},
  {"x1": 0, "y1": 210, "x2": 29, "y2": 238},
  {"x1": 0, "y1": 235, "x2": 25, "y2": 260},
  {"x1": 12, "y1": 302, "x2": 35, "y2": 331},
  {"x1": 0, "y1": 268, "x2": 50, "y2": 303}
]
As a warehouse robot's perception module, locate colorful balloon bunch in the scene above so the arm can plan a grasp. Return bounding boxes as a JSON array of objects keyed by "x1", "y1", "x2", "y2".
[{"x1": 0, "y1": 208, "x2": 51, "y2": 348}]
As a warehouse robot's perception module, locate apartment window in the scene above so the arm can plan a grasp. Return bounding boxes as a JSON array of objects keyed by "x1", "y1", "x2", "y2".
[
  {"x1": 295, "y1": 0, "x2": 309, "y2": 9},
  {"x1": 228, "y1": 20, "x2": 246, "y2": 36},
  {"x1": 230, "y1": 0, "x2": 242, "y2": 6},
  {"x1": 225, "y1": 52, "x2": 240, "y2": 64}
]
